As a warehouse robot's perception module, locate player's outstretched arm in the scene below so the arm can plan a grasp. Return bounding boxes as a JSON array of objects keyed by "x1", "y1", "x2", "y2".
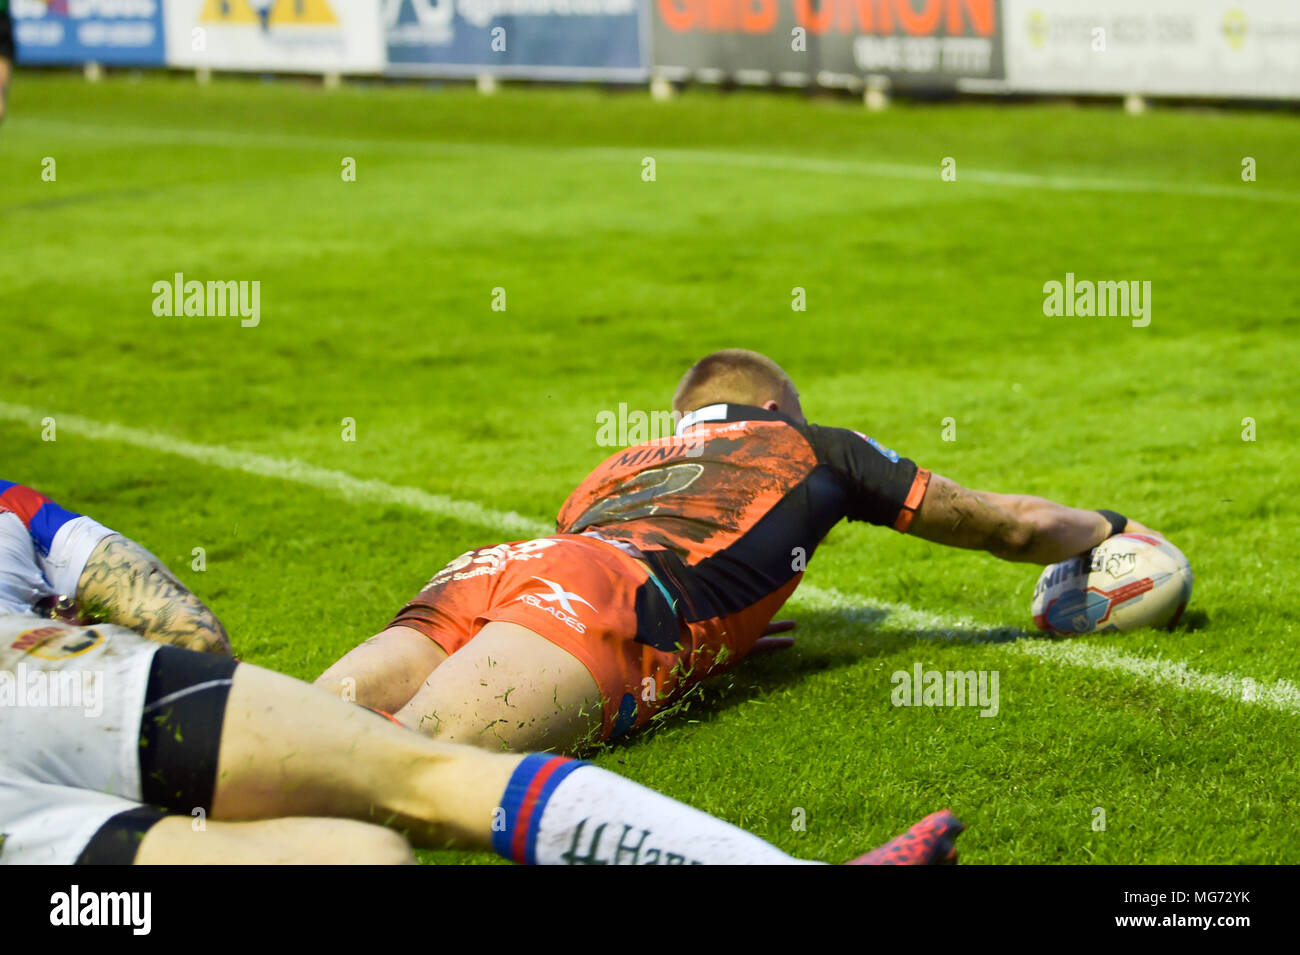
[
  {"x1": 75, "y1": 534, "x2": 232, "y2": 655},
  {"x1": 907, "y1": 473, "x2": 1139, "y2": 565}
]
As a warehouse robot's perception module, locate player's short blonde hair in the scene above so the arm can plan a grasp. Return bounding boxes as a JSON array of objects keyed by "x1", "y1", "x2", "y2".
[{"x1": 672, "y1": 349, "x2": 795, "y2": 415}]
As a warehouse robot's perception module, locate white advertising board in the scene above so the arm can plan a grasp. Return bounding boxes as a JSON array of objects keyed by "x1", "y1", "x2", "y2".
[
  {"x1": 1004, "y1": 0, "x2": 1300, "y2": 99},
  {"x1": 165, "y1": 0, "x2": 385, "y2": 74}
]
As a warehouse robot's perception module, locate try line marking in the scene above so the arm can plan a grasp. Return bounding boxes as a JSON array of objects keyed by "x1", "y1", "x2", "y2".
[
  {"x1": 4, "y1": 399, "x2": 1297, "y2": 717},
  {"x1": 15, "y1": 118, "x2": 1300, "y2": 206}
]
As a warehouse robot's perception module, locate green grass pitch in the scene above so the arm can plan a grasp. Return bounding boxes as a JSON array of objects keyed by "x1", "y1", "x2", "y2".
[{"x1": 2, "y1": 72, "x2": 1297, "y2": 864}]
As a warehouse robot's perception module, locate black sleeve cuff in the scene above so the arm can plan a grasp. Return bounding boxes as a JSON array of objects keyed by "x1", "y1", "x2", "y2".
[{"x1": 1097, "y1": 509, "x2": 1127, "y2": 538}]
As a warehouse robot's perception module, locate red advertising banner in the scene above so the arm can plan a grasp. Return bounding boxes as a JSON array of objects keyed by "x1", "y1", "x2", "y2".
[{"x1": 653, "y1": 0, "x2": 1004, "y2": 87}]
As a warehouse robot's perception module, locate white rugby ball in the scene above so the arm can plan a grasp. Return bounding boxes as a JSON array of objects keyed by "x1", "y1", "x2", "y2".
[{"x1": 1032, "y1": 533, "x2": 1193, "y2": 635}]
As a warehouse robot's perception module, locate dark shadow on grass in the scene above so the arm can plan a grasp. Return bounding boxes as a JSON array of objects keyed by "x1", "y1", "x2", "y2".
[
  {"x1": 585, "y1": 605, "x2": 1046, "y2": 755},
  {"x1": 584, "y1": 599, "x2": 1205, "y2": 756},
  {"x1": 1, "y1": 187, "x2": 156, "y2": 214}
]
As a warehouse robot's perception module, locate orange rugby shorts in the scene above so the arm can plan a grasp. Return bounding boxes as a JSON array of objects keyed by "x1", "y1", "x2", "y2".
[{"x1": 389, "y1": 534, "x2": 702, "y2": 738}]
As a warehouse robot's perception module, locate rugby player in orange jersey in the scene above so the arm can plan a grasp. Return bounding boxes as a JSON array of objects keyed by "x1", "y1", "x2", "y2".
[{"x1": 318, "y1": 348, "x2": 1153, "y2": 754}]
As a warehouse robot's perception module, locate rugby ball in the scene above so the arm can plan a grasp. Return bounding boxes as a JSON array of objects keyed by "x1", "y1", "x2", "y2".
[{"x1": 1032, "y1": 533, "x2": 1193, "y2": 635}]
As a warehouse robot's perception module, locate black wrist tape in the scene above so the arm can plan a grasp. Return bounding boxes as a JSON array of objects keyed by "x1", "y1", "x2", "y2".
[{"x1": 1097, "y1": 509, "x2": 1127, "y2": 538}]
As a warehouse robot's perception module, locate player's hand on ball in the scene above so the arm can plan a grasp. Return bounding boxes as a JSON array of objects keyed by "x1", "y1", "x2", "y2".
[{"x1": 1123, "y1": 517, "x2": 1163, "y2": 538}]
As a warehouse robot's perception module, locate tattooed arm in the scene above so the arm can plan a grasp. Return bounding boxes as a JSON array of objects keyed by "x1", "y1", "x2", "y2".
[
  {"x1": 906, "y1": 473, "x2": 1143, "y2": 565},
  {"x1": 75, "y1": 535, "x2": 232, "y2": 655}
]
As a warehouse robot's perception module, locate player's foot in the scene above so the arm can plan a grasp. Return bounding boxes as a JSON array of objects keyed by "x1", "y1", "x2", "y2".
[{"x1": 845, "y1": 809, "x2": 964, "y2": 865}]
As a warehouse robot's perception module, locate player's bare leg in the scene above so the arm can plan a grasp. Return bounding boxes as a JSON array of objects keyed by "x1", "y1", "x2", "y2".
[
  {"x1": 314, "y1": 625, "x2": 447, "y2": 715},
  {"x1": 392, "y1": 620, "x2": 603, "y2": 754},
  {"x1": 212, "y1": 661, "x2": 519, "y2": 847},
  {"x1": 205, "y1": 659, "x2": 828, "y2": 863},
  {"x1": 134, "y1": 817, "x2": 415, "y2": 865}
]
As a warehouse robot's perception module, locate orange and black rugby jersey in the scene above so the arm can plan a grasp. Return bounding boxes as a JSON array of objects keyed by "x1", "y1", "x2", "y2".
[{"x1": 556, "y1": 403, "x2": 931, "y2": 625}]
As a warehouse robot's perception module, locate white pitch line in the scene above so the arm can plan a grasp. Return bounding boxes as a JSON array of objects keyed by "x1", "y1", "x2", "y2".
[
  {"x1": 793, "y1": 582, "x2": 1300, "y2": 716},
  {"x1": 15, "y1": 118, "x2": 1300, "y2": 205},
  {"x1": 4, "y1": 399, "x2": 1298, "y2": 716},
  {"x1": 0, "y1": 401, "x2": 548, "y2": 540},
  {"x1": 1014, "y1": 640, "x2": 1300, "y2": 715}
]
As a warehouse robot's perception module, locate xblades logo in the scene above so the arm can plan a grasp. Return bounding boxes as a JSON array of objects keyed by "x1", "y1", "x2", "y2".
[
  {"x1": 516, "y1": 577, "x2": 596, "y2": 634},
  {"x1": 526, "y1": 577, "x2": 594, "y2": 615}
]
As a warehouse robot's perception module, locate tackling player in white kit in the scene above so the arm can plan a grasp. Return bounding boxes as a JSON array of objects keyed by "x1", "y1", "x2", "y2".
[{"x1": 0, "y1": 479, "x2": 230, "y2": 654}]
